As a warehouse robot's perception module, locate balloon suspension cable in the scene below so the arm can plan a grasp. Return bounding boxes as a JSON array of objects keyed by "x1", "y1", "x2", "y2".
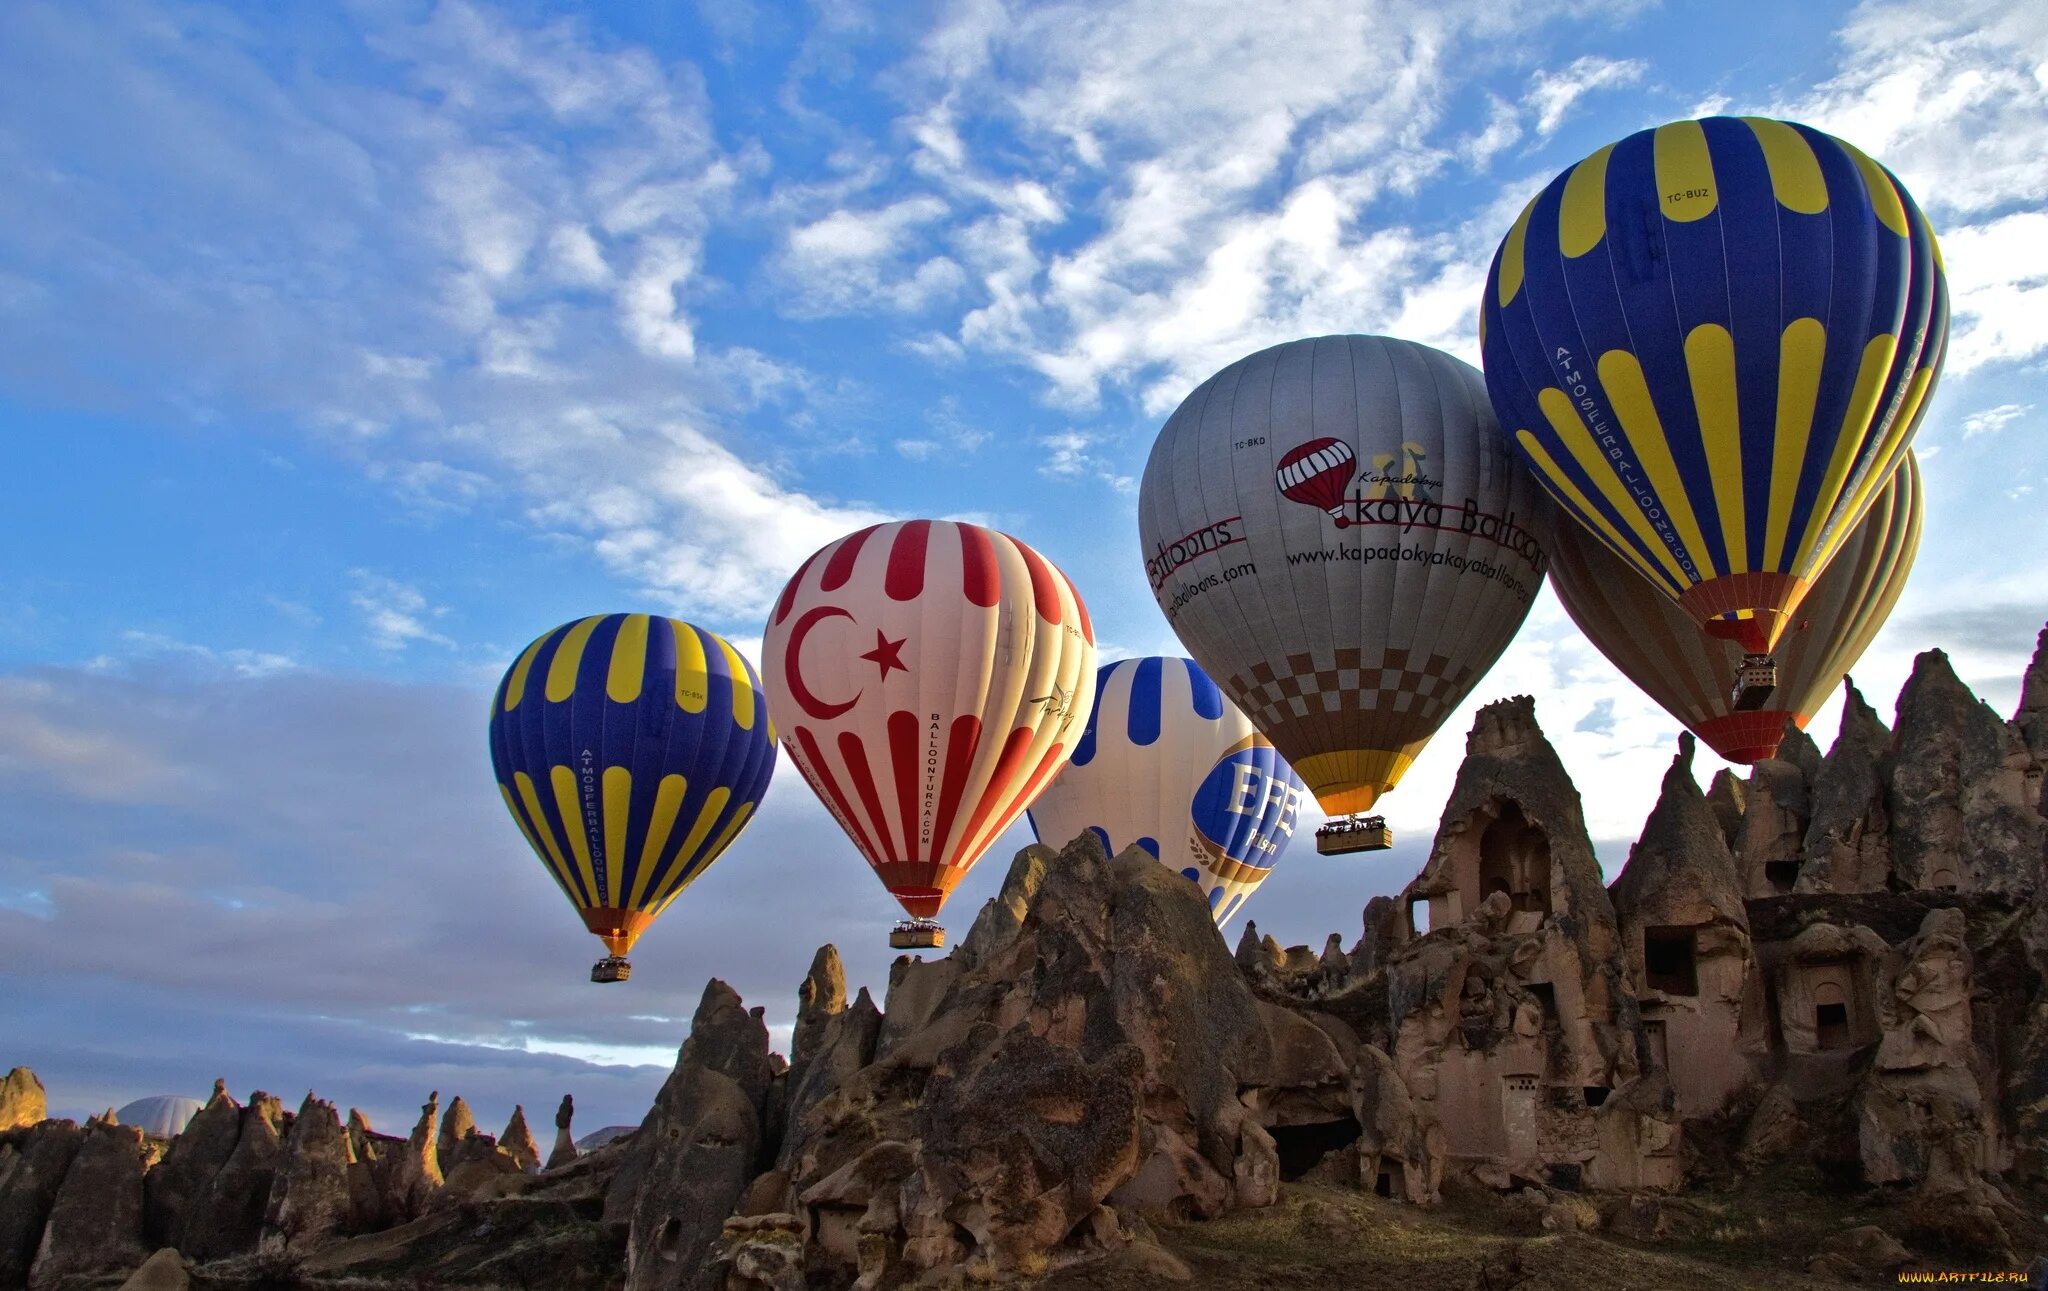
[
  {"x1": 590, "y1": 955, "x2": 633, "y2": 984},
  {"x1": 1315, "y1": 813, "x2": 1394, "y2": 856},
  {"x1": 1730, "y1": 653, "x2": 1780, "y2": 713}
]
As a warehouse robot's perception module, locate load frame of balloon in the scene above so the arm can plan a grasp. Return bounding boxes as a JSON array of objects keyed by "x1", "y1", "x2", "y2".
[{"x1": 486, "y1": 116, "x2": 1947, "y2": 980}]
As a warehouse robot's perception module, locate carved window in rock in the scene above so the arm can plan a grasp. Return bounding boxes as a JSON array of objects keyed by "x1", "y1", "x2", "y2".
[
  {"x1": 1764, "y1": 860, "x2": 1799, "y2": 894},
  {"x1": 1477, "y1": 802, "x2": 1552, "y2": 916},
  {"x1": 1408, "y1": 897, "x2": 1427, "y2": 936},
  {"x1": 1644, "y1": 1019, "x2": 1669, "y2": 1070},
  {"x1": 1813, "y1": 982, "x2": 1851, "y2": 1051},
  {"x1": 1527, "y1": 981, "x2": 1557, "y2": 1029},
  {"x1": 1643, "y1": 926, "x2": 1699, "y2": 996},
  {"x1": 1928, "y1": 867, "x2": 1960, "y2": 891}
]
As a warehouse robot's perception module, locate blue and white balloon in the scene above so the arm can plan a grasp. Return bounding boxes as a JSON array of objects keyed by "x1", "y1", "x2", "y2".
[{"x1": 1027, "y1": 656, "x2": 1306, "y2": 925}]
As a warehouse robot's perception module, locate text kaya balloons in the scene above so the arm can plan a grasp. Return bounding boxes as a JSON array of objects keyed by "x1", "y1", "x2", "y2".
[
  {"x1": 488, "y1": 614, "x2": 777, "y2": 969},
  {"x1": 1028, "y1": 656, "x2": 1307, "y2": 926},
  {"x1": 1482, "y1": 116, "x2": 1947, "y2": 656},
  {"x1": 1140, "y1": 334, "x2": 1554, "y2": 816},
  {"x1": 1551, "y1": 452, "x2": 1921, "y2": 763},
  {"x1": 763, "y1": 520, "x2": 1096, "y2": 925}
]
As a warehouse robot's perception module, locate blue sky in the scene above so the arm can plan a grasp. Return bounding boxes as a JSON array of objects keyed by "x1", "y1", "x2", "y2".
[{"x1": 2, "y1": 0, "x2": 2043, "y2": 1133}]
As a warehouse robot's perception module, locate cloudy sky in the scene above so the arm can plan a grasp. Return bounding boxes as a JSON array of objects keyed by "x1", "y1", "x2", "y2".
[{"x1": 1, "y1": 0, "x2": 2043, "y2": 1134}]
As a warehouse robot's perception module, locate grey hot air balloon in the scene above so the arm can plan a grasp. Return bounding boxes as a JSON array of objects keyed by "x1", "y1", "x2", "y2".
[{"x1": 1138, "y1": 335, "x2": 1554, "y2": 849}]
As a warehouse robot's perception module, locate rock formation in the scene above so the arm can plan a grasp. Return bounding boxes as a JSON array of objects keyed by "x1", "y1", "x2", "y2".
[
  {"x1": 547, "y1": 1093, "x2": 579, "y2": 1170},
  {"x1": 0, "y1": 1069, "x2": 45, "y2": 1134},
  {"x1": 261, "y1": 1094, "x2": 354, "y2": 1251},
  {"x1": 1376, "y1": 696, "x2": 1673, "y2": 1190},
  {"x1": 436, "y1": 1093, "x2": 476, "y2": 1169},
  {"x1": 1799, "y1": 679, "x2": 1895, "y2": 893},
  {"x1": 142, "y1": 1081, "x2": 238, "y2": 1248},
  {"x1": 610, "y1": 980, "x2": 775, "y2": 1291},
  {"x1": 384, "y1": 1091, "x2": 443, "y2": 1220},
  {"x1": 1887, "y1": 649, "x2": 2045, "y2": 894},
  {"x1": 30, "y1": 1114, "x2": 149, "y2": 1288},
  {"x1": 181, "y1": 1091, "x2": 284, "y2": 1260},
  {"x1": 0, "y1": 1119, "x2": 83, "y2": 1286},
  {"x1": 1609, "y1": 734, "x2": 1766, "y2": 1118},
  {"x1": 2015, "y1": 625, "x2": 2048, "y2": 812},
  {"x1": 501, "y1": 1104, "x2": 541, "y2": 1174},
  {"x1": 1858, "y1": 909, "x2": 2001, "y2": 1196}
]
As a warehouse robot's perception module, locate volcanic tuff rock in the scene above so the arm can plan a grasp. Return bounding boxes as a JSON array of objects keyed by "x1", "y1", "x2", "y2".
[
  {"x1": 435, "y1": 1094, "x2": 475, "y2": 1170},
  {"x1": 114, "y1": 1248, "x2": 190, "y2": 1291},
  {"x1": 0, "y1": 1070, "x2": 45, "y2": 1134},
  {"x1": 180, "y1": 1092, "x2": 283, "y2": 1261},
  {"x1": 29, "y1": 1115, "x2": 149, "y2": 1289},
  {"x1": 1887, "y1": 649, "x2": 2045, "y2": 894},
  {"x1": 143, "y1": 1082, "x2": 238, "y2": 1248},
  {"x1": 1706, "y1": 767, "x2": 1747, "y2": 850},
  {"x1": 1734, "y1": 754, "x2": 1813, "y2": 896},
  {"x1": 1610, "y1": 735, "x2": 1766, "y2": 1118},
  {"x1": 501, "y1": 1105, "x2": 541, "y2": 1174},
  {"x1": 261, "y1": 1094, "x2": 354, "y2": 1252},
  {"x1": 2015, "y1": 625, "x2": 2048, "y2": 812},
  {"x1": 385, "y1": 1091, "x2": 443, "y2": 1220},
  {"x1": 1799, "y1": 679, "x2": 1895, "y2": 894},
  {"x1": 0, "y1": 1120, "x2": 83, "y2": 1286},
  {"x1": 611, "y1": 980, "x2": 774, "y2": 1291},
  {"x1": 547, "y1": 1093, "x2": 579, "y2": 1170}
]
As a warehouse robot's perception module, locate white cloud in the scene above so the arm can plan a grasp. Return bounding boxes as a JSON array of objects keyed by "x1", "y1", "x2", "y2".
[
  {"x1": 1526, "y1": 56, "x2": 1646, "y2": 138},
  {"x1": 776, "y1": 196, "x2": 967, "y2": 314},
  {"x1": 349, "y1": 572, "x2": 454, "y2": 652},
  {"x1": 1962, "y1": 402, "x2": 2031, "y2": 439},
  {"x1": 1767, "y1": 0, "x2": 2048, "y2": 376}
]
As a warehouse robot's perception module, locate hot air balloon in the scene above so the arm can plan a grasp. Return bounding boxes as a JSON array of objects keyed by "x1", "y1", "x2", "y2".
[
  {"x1": 1481, "y1": 116, "x2": 1947, "y2": 708},
  {"x1": 1027, "y1": 656, "x2": 1307, "y2": 925},
  {"x1": 1139, "y1": 334, "x2": 1554, "y2": 855},
  {"x1": 488, "y1": 614, "x2": 777, "y2": 982},
  {"x1": 762, "y1": 520, "x2": 1096, "y2": 948},
  {"x1": 1552, "y1": 452, "x2": 1922, "y2": 763}
]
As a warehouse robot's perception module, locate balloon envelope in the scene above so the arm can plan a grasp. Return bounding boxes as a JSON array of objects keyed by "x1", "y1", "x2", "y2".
[
  {"x1": 1482, "y1": 116, "x2": 1947, "y2": 655},
  {"x1": 762, "y1": 520, "x2": 1097, "y2": 921},
  {"x1": 488, "y1": 614, "x2": 777, "y2": 957},
  {"x1": 1028, "y1": 656, "x2": 1307, "y2": 925},
  {"x1": 1138, "y1": 334, "x2": 1554, "y2": 815},
  {"x1": 1550, "y1": 452, "x2": 1922, "y2": 763}
]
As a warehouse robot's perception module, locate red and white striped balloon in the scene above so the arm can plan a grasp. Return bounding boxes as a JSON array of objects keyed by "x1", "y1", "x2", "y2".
[{"x1": 762, "y1": 520, "x2": 1097, "y2": 921}]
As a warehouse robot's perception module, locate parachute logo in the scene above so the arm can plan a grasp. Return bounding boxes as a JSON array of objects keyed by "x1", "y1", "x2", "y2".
[{"x1": 1276, "y1": 438, "x2": 1439, "y2": 528}]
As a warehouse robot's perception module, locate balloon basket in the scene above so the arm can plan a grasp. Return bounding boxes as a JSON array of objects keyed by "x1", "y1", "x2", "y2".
[
  {"x1": 591, "y1": 956, "x2": 632, "y2": 983},
  {"x1": 1731, "y1": 654, "x2": 1779, "y2": 712},
  {"x1": 1316, "y1": 815, "x2": 1393, "y2": 855},
  {"x1": 889, "y1": 920, "x2": 945, "y2": 951}
]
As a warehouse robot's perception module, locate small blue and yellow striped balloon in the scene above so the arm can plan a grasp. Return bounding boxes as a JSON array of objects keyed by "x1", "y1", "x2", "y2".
[
  {"x1": 1481, "y1": 116, "x2": 1946, "y2": 655},
  {"x1": 487, "y1": 614, "x2": 777, "y2": 958}
]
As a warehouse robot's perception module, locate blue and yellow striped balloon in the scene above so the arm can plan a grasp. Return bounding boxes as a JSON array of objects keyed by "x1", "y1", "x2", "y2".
[
  {"x1": 487, "y1": 614, "x2": 777, "y2": 962},
  {"x1": 1482, "y1": 116, "x2": 1947, "y2": 655}
]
